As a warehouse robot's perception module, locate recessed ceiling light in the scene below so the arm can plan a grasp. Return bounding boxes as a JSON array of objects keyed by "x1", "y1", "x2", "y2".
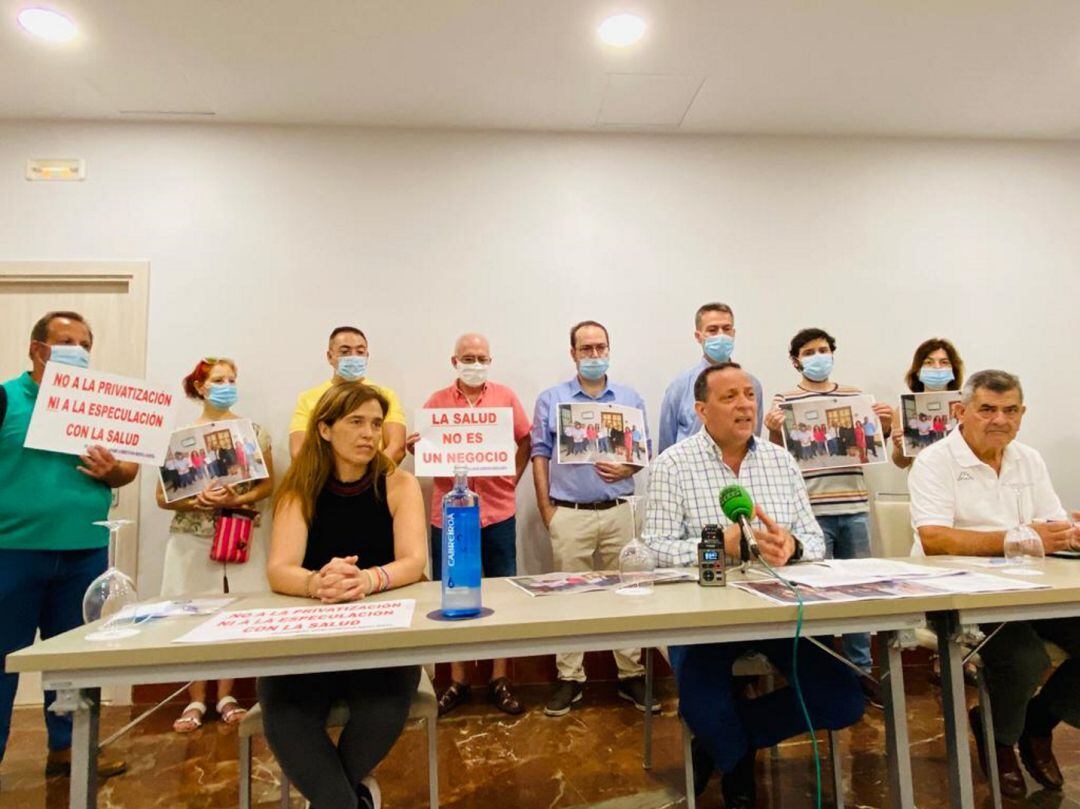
[
  {"x1": 17, "y1": 7, "x2": 77, "y2": 43},
  {"x1": 598, "y1": 13, "x2": 646, "y2": 47}
]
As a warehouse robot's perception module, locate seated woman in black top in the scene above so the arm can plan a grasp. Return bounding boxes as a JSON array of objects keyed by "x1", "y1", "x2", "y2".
[{"x1": 260, "y1": 382, "x2": 427, "y2": 809}]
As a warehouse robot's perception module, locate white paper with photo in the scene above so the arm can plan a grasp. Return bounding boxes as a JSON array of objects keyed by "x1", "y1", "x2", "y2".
[
  {"x1": 413, "y1": 407, "x2": 515, "y2": 477},
  {"x1": 781, "y1": 558, "x2": 945, "y2": 588},
  {"x1": 899, "y1": 391, "x2": 962, "y2": 458},
  {"x1": 555, "y1": 402, "x2": 648, "y2": 467},
  {"x1": 779, "y1": 394, "x2": 887, "y2": 472},
  {"x1": 158, "y1": 419, "x2": 268, "y2": 504},
  {"x1": 507, "y1": 568, "x2": 695, "y2": 597}
]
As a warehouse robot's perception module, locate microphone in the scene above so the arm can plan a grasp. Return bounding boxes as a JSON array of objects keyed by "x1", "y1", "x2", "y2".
[{"x1": 719, "y1": 484, "x2": 759, "y2": 562}]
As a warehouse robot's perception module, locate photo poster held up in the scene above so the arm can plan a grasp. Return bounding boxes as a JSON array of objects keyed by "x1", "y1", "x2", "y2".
[
  {"x1": 158, "y1": 419, "x2": 268, "y2": 504},
  {"x1": 779, "y1": 394, "x2": 888, "y2": 472},
  {"x1": 555, "y1": 402, "x2": 648, "y2": 467},
  {"x1": 899, "y1": 391, "x2": 962, "y2": 458}
]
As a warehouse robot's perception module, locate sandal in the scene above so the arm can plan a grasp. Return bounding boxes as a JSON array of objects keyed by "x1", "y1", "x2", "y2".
[
  {"x1": 173, "y1": 701, "x2": 206, "y2": 733},
  {"x1": 217, "y1": 696, "x2": 247, "y2": 725},
  {"x1": 488, "y1": 677, "x2": 524, "y2": 716},
  {"x1": 436, "y1": 681, "x2": 471, "y2": 717}
]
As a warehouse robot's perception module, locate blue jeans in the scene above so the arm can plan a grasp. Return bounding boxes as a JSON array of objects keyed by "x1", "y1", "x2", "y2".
[
  {"x1": 430, "y1": 515, "x2": 518, "y2": 581},
  {"x1": 0, "y1": 546, "x2": 108, "y2": 761},
  {"x1": 669, "y1": 638, "x2": 864, "y2": 773},
  {"x1": 817, "y1": 512, "x2": 873, "y2": 671}
]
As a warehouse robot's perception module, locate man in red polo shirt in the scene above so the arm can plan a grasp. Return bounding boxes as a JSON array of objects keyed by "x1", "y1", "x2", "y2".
[{"x1": 407, "y1": 333, "x2": 532, "y2": 716}]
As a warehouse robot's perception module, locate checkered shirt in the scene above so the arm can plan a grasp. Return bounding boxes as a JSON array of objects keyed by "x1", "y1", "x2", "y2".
[{"x1": 643, "y1": 431, "x2": 825, "y2": 567}]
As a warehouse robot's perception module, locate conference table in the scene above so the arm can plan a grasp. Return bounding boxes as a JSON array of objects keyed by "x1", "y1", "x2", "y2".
[
  {"x1": 10, "y1": 558, "x2": 1078, "y2": 809},
  {"x1": 921, "y1": 556, "x2": 1080, "y2": 809}
]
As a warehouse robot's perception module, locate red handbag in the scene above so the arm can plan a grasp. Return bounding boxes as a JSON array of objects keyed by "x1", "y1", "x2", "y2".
[{"x1": 211, "y1": 508, "x2": 256, "y2": 593}]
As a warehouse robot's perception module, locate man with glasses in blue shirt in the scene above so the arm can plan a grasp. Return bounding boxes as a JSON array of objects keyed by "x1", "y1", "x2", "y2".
[{"x1": 531, "y1": 320, "x2": 653, "y2": 717}]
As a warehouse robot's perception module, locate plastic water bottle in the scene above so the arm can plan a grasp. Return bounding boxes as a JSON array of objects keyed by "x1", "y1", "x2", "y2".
[{"x1": 441, "y1": 466, "x2": 482, "y2": 618}]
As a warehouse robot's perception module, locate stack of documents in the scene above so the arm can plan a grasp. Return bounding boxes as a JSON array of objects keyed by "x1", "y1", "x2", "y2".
[{"x1": 734, "y1": 558, "x2": 1048, "y2": 606}]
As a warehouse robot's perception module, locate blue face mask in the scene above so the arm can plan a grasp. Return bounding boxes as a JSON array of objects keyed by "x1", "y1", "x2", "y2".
[
  {"x1": 49, "y1": 344, "x2": 90, "y2": 369},
  {"x1": 336, "y1": 355, "x2": 368, "y2": 381},
  {"x1": 703, "y1": 334, "x2": 735, "y2": 363},
  {"x1": 206, "y1": 383, "x2": 238, "y2": 410},
  {"x1": 578, "y1": 357, "x2": 609, "y2": 381},
  {"x1": 919, "y1": 367, "x2": 955, "y2": 390},
  {"x1": 800, "y1": 353, "x2": 834, "y2": 382}
]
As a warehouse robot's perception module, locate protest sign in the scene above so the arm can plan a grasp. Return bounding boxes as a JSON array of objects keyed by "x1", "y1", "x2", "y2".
[
  {"x1": 778, "y1": 394, "x2": 887, "y2": 472},
  {"x1": 23, "y1": 362, "x2": 178, "y2": 465},
  {"x1": 556, "y1": 402, "x2": 648, "y2": 467},
  {"x1": 173, "y1": 599, "x2": 416, "y2": 644},
  {"x1": 159, "y1": 419, "x2": 268, "y2": 503},
  {"x1": 413, "y1": 407, "x2": 515, "y2": 477},
  {"x1": 899, "y1": 391, "x2": 962, "y2": 458}
]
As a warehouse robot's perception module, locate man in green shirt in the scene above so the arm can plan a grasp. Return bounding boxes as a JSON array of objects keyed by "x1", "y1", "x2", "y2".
[{"x1": 0, "y1": 311, "x2": 138, "y2": 783}]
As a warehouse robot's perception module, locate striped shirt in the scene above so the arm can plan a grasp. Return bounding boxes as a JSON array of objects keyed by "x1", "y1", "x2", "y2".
[
  {"x1": 772, "y1": 385, "x2": 870, "y2": 516},
  {"x1": 642, "y1": 430, "x2": 825, "y2": 567}
]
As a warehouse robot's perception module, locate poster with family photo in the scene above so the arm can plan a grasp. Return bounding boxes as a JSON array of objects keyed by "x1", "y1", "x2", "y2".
[
  {"x1": 900, "y1": 391, "x2": 962, "y2": 458},
  {"x1": 779, "y1": 394, "x2": 887, "y2": 472},
  {"x1": 556, "y1": 402, "x2": 648, "y2": 467},
  {"x1": 158, "y1": 419, "x2": 268, "y2": 504}
]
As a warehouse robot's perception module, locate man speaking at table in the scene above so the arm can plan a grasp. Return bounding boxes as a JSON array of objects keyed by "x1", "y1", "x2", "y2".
[
  {"x1": 910, "y1": 369, "x2": 1080, "y2": 798},
  {"x1": 642, "y1": 362, "x2": 864, "y2": 807}
]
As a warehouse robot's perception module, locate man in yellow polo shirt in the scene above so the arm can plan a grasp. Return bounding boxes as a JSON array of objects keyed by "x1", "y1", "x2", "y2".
[{"x1": 288, "y1": 326, "x2": 407, "y2": 462}]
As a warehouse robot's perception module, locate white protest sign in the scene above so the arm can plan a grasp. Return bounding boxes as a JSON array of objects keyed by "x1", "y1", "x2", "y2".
[
  {"x1": 172, "y1": 599, "x2": 416, "y2": 644},
  {"x1": 23, "y1": 362, "x2": 178, "y2": 465},
  {"x1": 413, "y1": 407, "x2": 515, "y2": 477}
]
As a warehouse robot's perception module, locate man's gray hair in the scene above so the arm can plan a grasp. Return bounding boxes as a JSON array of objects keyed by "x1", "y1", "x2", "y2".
[{"x1": 961, "y1": 369, "x2": 1023, "y2": 404}]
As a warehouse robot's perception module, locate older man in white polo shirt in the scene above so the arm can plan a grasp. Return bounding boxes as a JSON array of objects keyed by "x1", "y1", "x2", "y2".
[{"x1": 909, "y1": 369, "x2": 1080, "y2": 798}]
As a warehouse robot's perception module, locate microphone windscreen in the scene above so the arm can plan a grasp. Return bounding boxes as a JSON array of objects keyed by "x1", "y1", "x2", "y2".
[{"x1": 719, "y1": 484, "x2": 754, "y2": 521}]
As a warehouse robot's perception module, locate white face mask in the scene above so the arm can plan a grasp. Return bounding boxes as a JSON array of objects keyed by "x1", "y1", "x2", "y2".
[{"x1": 456, "y1": 362, "x2": 488, "y2": 388}]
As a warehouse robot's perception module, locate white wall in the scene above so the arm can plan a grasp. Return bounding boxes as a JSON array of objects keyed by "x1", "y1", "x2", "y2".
[{"x1": 1, "y1": 121, "x2": 1078, "y2": 595}]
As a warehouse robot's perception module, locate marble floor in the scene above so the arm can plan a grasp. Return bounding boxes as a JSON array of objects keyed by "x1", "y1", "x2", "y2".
[{"x1": 3, "y1": 674, "x2": 1080, "y2": 808}]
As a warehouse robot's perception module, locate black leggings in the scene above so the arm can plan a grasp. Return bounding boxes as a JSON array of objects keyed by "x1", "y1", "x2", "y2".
[{"x1": 257, "y1": 665, "x2": 420, "y2": 809}]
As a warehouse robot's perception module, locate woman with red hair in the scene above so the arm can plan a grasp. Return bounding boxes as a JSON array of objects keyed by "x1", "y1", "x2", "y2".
[{"x1": 155, "y1": 357, "x2": 275, "y2": 733}]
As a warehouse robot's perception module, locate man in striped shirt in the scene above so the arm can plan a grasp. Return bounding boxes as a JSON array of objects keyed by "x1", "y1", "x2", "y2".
[{"x1": 764, "y1": 327, "x2": 893, "y2": 708}]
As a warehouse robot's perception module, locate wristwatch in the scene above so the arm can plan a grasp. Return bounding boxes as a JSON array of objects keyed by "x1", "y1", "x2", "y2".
[{"x1": 789, "y1": 536, "x2": 805, "y2": 562}]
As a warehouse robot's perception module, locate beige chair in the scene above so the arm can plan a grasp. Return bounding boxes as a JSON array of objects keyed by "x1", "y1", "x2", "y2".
[
  {"x1": 642, "y1": 648, "x2": 844, "y2": 809},
  {"x1": 871, "y1": 494, "x2": 1067, "y2": 809},
  {"x1": 238, "y1": 668, "x2": 439, "y2": 809}
]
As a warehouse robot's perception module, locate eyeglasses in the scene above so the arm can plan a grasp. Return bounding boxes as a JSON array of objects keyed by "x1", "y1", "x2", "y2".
[
  {"x1": 575, "y1": 343, "x2": 609, "y2": 358},
  {"x1": 457, "y1": 355, "x2": 492, "y2": 365}
]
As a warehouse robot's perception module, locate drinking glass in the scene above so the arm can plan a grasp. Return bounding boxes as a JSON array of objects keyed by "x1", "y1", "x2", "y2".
[
  {"x1": 83, "y1": 519, "x2": 141, "y2": 640},
  {"x1": 617, "y1": 496, "x2": 657, "y2": 596}
]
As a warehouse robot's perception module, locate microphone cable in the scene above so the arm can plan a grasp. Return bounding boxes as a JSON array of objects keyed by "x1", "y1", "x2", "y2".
[{"x1": 751, "y1": 551, "x2": 823, "y2": 809}]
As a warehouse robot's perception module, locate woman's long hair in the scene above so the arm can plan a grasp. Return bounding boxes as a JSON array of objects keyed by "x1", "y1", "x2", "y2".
[{"x1": 274, "y1": 382, "x2": 394, "y2": 525}]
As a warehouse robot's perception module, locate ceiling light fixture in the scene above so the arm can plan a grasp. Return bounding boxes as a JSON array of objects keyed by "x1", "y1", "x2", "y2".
[
  {"x1": 17, "y1": 7, "x2": 77, "y2": 42},
  {"x1": 598, "y1": 13, "x2": 646, "y2": 47}
]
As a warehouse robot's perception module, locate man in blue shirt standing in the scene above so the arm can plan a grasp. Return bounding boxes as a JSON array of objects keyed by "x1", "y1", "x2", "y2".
[
  {"x1": 531, "y1": 320, "x2": 653, "y2": 717},
  {"x1": 658, "y1": 302, "x2": 764, "y2": 454}
]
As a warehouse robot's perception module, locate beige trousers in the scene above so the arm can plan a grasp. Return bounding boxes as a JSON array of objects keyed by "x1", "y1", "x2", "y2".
[{"x1": 548, "y1": 501, "x2": 644, "y2": 682}]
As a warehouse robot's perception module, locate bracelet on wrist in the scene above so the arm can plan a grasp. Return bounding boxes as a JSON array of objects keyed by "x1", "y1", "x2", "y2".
[{"x1": 304, "y1": 570, "x2": 318, "y2": 598}]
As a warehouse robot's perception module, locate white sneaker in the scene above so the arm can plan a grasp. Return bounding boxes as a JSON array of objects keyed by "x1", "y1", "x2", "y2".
[{"x1": 359, "y1": 776, "x2": 381, "y2": 809}]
